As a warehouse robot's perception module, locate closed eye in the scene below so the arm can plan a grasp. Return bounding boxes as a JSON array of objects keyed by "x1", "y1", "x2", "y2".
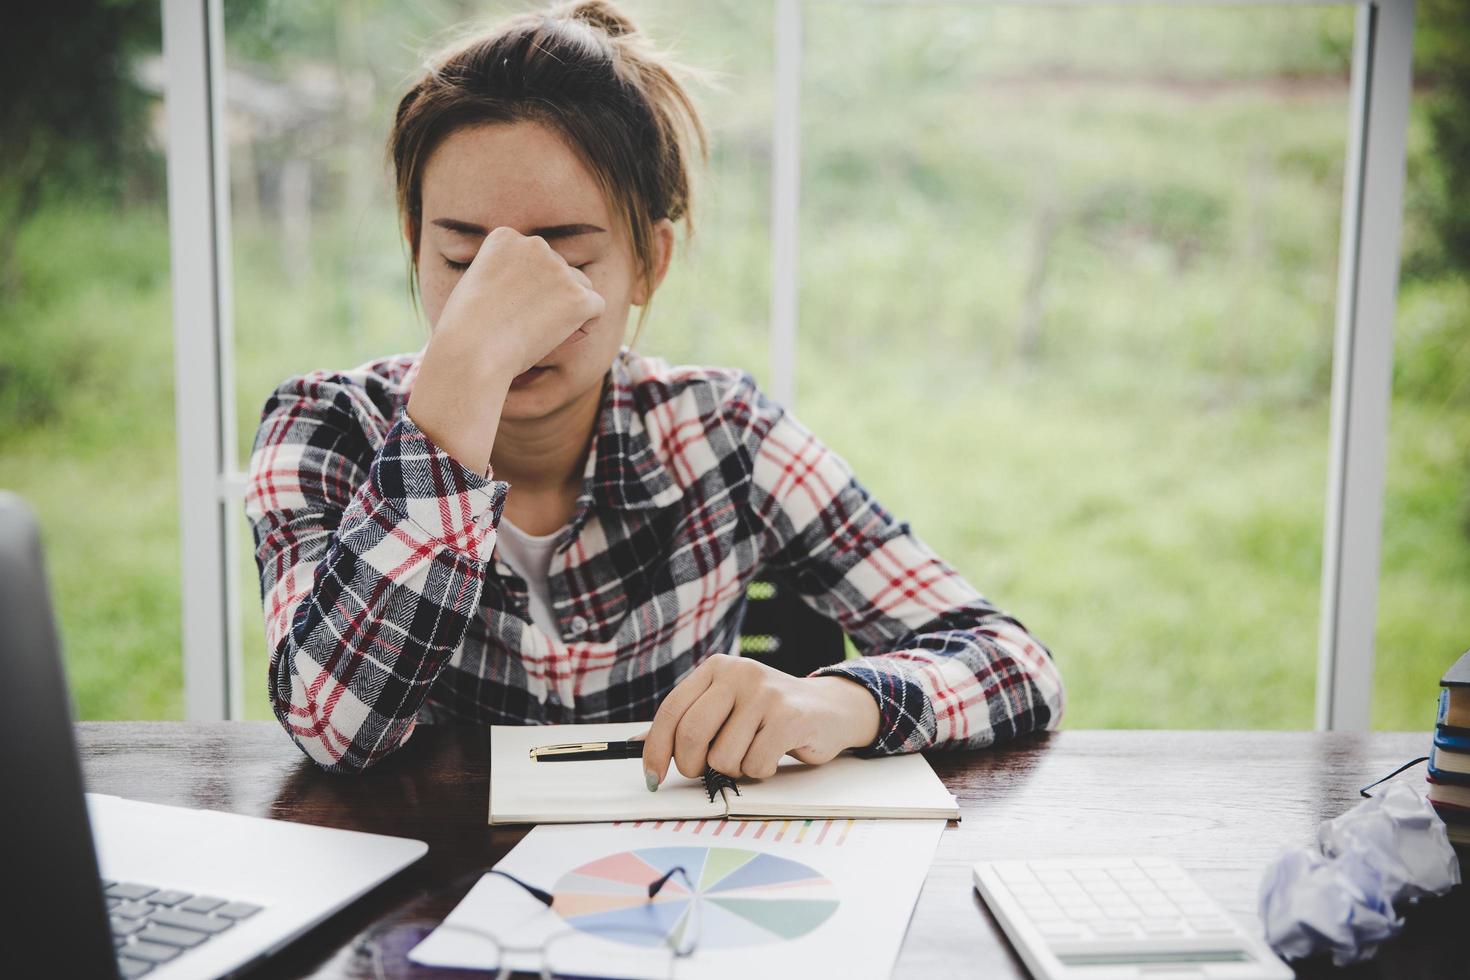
[{"x1": 440, "y1": 257, "x2": 592, "y2": 273}]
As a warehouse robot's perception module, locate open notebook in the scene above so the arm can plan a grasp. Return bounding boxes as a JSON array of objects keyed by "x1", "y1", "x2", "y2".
[{"x1": 489, "y1": 722, "x2": 960, "y2": 825}]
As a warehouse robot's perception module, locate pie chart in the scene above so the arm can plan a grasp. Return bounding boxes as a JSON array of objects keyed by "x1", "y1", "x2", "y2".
[{"x1": 551, "y1": 846, "x2": 840, "y2": 949}]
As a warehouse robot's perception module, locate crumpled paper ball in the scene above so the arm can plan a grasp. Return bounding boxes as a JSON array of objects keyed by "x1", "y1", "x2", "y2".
[{"x1": 1258, "y1": 781, "x2": 1461, "y2": 966}]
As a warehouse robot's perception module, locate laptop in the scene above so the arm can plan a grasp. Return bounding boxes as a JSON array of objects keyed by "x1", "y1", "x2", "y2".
[{"x1": 0, "y1": 491, "x2": 428, "y2": 978}]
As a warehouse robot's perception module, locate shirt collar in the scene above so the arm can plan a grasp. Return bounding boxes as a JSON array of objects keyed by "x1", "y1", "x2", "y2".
[
  {"x1": 580, "y1": 346, "x2": 683, "y2": 512},
  {"x1": 402, "y1": 345, "x2": 680, "y2": 512}
]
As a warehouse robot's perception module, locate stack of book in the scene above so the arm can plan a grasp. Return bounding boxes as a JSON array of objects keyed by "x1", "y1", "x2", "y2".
[{"x1": 1428, "y1": 648, "x2": 1470, "y2": 848}]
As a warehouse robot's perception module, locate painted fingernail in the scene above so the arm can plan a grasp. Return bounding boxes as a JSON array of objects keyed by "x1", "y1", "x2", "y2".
[{"x1": 645, "y1": 769, "x2": 659, "y2": 793}]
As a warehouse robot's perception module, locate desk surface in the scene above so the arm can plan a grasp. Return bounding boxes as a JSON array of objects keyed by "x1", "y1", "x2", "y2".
[{"x1": 77, "y1": 724, "x2": 1463, "y2": 979}]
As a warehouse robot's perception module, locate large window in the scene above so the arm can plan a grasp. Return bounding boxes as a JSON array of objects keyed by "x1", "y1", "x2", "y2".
[
  {"x1": 794, "y1": 3, "x2": 1357, "y2": 727},
  {"x1": 1373, "y1": 6, "x2": 1470, "y2": 730},
  {"x1": 21, "y1": 1, "x2": 1452, "y2": 728}
]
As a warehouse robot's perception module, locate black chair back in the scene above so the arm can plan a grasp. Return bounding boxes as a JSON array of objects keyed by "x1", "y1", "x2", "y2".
[{"x1": 737, "y1": 573, "x2": 848, "y2": 677}]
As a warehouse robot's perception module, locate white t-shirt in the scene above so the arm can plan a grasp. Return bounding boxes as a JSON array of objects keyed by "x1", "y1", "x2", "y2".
[{"x1": 494, "y1": 517, "x2": 561, "y2": 638}]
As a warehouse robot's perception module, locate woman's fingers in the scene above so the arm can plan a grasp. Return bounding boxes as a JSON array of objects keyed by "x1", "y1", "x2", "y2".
[
  {"x1": 671, "y1": 685, "x2": 737, "y2": 779},
  {"x1": 740, "y1": 720, "x2": 795, "y2": 779},
  {"x1": 640, "y1": 660, "x2": 715, "y2": 788},
  {"x1": 705, "y1": 699, "x2": 764, "y2": 777}
]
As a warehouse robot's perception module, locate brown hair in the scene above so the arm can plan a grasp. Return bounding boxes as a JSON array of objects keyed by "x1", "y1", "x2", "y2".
[{"x1": 388, "y1": 0, "x2": 712, "y2": 348}]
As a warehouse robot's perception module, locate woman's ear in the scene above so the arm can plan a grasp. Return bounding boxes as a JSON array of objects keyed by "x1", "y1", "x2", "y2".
[
  {"x1": 403, "y1": 212, "x2": 420, "y2": 261},
  {"x1": 631, "y1": 218, "x2": 676, "y2": 306}
]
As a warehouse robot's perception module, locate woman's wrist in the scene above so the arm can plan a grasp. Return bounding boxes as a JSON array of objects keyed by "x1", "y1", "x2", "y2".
[
  {"x1": 407, "y1": 346, "x2": 515, "y2": 477},
  {"x1": 810, "y1": 674, "x2": 881, "y2": 752}
]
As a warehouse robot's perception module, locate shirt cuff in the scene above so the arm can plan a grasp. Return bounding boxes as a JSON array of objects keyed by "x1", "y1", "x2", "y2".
[
  {"x1": 811, "y1": 657, "x2": 931, "y2": 757},
  {"x1": 367, "y1": 413, "x2": 510, "y2": 563}
]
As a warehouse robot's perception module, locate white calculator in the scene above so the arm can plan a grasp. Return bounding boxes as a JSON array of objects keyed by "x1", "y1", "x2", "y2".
[{"x1": 972, "y1": 857, "x2": 1293, "y2": 980}]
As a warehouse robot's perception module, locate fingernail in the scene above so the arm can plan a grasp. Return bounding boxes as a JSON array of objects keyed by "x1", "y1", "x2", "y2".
[{"x1": 645, "y1": 769, "x2": 659, "y2": 793}]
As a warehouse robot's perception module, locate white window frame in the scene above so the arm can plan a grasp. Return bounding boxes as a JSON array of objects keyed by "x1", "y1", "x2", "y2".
[{"x1": 161, "y1": 0, "x2": 1415, "y2": 729}]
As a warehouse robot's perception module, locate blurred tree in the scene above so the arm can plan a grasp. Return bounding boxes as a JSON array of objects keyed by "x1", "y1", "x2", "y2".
[
  {"x1": 1415, "y1": 0, "x2": 1470, "y2": 276},
  {"x1": 0, "y1": 0, "x2": 161, "y2": 294}
]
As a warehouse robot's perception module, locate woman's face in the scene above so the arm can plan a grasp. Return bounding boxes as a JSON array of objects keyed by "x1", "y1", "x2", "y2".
[{"x1": 412, "y1": 120, "x2": 671, "y2": 420}]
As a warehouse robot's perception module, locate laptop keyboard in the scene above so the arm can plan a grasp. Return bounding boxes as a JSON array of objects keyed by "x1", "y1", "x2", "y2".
[{"x1": 105, "y1": 879, "x2": 264, "y2": 977}]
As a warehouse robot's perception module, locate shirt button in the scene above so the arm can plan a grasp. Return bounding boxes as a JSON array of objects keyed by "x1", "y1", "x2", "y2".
[{"x1": 567, "y1": 615, "x2": 589, "y2": 639}]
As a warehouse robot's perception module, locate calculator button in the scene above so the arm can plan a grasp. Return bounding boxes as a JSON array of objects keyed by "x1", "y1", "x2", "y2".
[
  {"x1": 1178, "y1": 901, "x2": 1221, "y2": 916},
  {"x1": 996, "y1": 864, "x2": 1036, "y2": 882},
  {"x1": 1089, "y1": 921, "x2": 1136, "y2": 936}
]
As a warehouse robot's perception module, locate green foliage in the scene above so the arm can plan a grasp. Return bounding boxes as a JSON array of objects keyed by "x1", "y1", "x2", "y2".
[
  {"x1": 1418, "y1": 0, "x2": 1470, "y2": 276},
  {"x1": 1401, "y1": 0, "x2": 1470, "y2": 286},
  {"x1": 0, "y1": 208, "x2": 173, "y2": 431},
  {"x1": 0, "y1": 0, "x2": 163, "y2": 290}
]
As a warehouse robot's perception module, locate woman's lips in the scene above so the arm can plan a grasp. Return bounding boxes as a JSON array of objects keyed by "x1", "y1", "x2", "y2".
[
  {"x1": 556, "y1": 324, "x2": 591, "y2": 350},
  {"x1": 513, "y1": 325, "x2": 591, "y2": 386},
  {"x1": 510, "y1": 366, "x2": 550, "y2": 387}
]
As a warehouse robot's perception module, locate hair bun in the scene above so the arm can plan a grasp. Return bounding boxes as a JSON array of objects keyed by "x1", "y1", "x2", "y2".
[{"x1": 556, "y1": 0, "x2": 639, "y2": 38}]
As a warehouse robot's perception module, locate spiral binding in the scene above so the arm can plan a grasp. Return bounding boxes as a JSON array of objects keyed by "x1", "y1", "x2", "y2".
[{"x1": 701, "y1": 766, "x2": 741, "y2": 803}]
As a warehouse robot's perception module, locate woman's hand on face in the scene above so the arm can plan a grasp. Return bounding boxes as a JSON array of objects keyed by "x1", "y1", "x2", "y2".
[
  {"x1": 407, "y1": 225, "x2": 605, "y2": 474},
  {"x1": 638, "y1": 654, "x2": 882, "y2": 791},
  {"x1": 432, "y1": 224, "x2": 606, "y2": 379}
]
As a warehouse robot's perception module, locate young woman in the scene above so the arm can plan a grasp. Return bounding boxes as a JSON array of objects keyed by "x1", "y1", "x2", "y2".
[{"x1": 245, "y1": 0, "x2": 1063, "y2": 787}]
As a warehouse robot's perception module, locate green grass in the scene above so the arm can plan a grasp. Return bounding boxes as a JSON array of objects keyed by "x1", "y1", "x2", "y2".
[
  {"x1": 0, "y1": 208, "x2": 184, "y2": 719},
  {"x1": 6, "y1": 196, "x2": 1465, "y2": 729}
]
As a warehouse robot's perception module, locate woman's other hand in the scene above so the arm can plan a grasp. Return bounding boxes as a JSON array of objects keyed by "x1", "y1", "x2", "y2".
[{"x1": 638, "y1": 654, "x2": 882, "y2": 791}]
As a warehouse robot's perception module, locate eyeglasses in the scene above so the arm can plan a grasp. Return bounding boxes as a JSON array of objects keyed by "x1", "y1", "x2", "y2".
[
  {"x1": 359, "y1": 864, "x2": 701, "y2": 980},
  {"x1": 1359, "y1": 755, "x2": 1429, "y2": 797}
]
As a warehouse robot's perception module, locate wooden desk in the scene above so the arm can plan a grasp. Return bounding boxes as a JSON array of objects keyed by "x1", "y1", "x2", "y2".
[{"x1": 77, "y1": 724, "x2": 1464, "y2": 979}]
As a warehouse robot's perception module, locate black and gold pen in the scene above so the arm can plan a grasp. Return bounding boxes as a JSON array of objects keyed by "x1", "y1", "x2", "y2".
[
  {"x1": 528, "y1": 739, "x2": 645, "y2": 762},
  {"x1": 529, "y1": 739, "x2": 740, "y2": 802}
]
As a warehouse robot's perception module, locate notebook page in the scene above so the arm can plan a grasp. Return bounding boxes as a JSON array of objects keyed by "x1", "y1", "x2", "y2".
[
  {"x1": 488, "y1": 722, "x2": 727, "y2": 825},
  {"x1": 725, "y1": 750, "x2": 959, "y2": 819}
]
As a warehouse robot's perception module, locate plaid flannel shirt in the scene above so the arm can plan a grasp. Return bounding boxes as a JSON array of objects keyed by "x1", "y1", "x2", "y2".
[{"x1": 245, "y1": 346, "x2": 1063, "y2": 772}]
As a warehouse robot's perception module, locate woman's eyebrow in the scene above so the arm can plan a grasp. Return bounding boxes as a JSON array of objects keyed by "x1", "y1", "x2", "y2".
[{"x1": 429, "y1": 217, "x2": 607, "y2": 241}]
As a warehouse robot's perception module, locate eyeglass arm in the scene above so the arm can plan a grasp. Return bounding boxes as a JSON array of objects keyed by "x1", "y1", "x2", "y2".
[{"x1": 487, "y1": 868, "x2": 554, "y2": 906}]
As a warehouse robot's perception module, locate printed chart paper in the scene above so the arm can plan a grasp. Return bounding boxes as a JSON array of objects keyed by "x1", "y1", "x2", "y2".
[{"x1": 409, "y1": 818, "x2": 946, "y2": 979}]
